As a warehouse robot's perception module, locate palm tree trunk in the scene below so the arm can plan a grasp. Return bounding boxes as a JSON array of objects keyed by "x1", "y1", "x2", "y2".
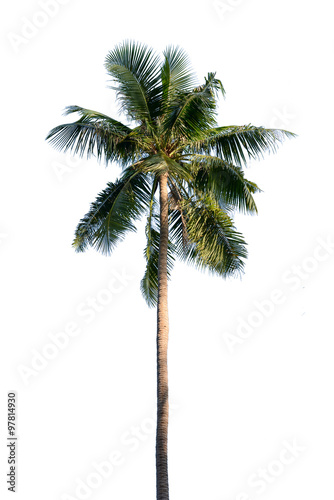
[{"x1": 156, "y1": 172, "x2": 169, "y2": 500}]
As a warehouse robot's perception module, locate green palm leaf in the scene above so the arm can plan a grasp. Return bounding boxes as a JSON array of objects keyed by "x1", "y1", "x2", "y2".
[
  {"x1": 170, "y1": 193, "x2": 247, "y2": 277},
  {"x1": 140, "y1": 227, "x2": 176, "y2": 308},
  {"x1": 160, "y1": 45, "x2": 197, "y2": 108},
  {"x1": 198, "y1": 125, "x2": 296, "y2": 166},
  {"x1": 191, "y1": 154, "x2": 261, "y2": 214},
  {"x1": 163, "y1": 72, "x2": 225, "y2": 140},
  {"x1": 140, "y1": 183, "x2": 175, "y2": 307},
  {"x1": 46, "y1": 106, "x2": 139, "y2": 165},
  {"x1": 72, "y1": 167, "x2": 151, "y2": 255},
  {"x1": 105, "y1": 40, "x2": 162, "y2": 126}
]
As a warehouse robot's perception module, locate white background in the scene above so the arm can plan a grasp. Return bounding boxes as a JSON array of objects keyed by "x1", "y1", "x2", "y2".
[{"x1": 1, "y1": 1, "x2": 333, "y2": 499}]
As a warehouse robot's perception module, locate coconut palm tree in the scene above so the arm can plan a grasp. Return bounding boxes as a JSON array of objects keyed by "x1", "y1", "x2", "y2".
[{"x1": 46, "y1": 40, "x2": 294, "y2": 500}]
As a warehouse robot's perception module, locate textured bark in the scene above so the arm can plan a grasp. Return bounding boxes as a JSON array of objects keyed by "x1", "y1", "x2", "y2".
[{"x1": 156, "y1": 172, "x2": 170, "y2": 500}]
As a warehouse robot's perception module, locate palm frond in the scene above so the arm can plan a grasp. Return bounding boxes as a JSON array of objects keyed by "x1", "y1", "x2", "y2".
[
  {"x1": 170, "y1": 193, "x2": 247, "y2": 277},
  {"x1": 160, "y1": 46, "x2": 197, "y2": 107},
  {"x1": 191, "y1": 154, "x2": 261, "y2": 214},
  {"x1": 162, "y1": 72, "x2": 223, "y2": 140},
  {"x1": 63, "y1": 106, "x2": 132, "y2": 132},
  {"x1": 197, "y1": 125, "x2": 296, "y2": 166},
  {"x1": 140, "y1": 187, "x2": 175, "y2": 307},
  {"x1": 73, "y1": 167, "x2": 151, "y2": 255},
  {"x1": 168, "y1": 177, "x2": 189, "y2": 248},
  {"x1": 105, "y1": 40, "x2": 162, "y2": 125},
  {"x1": 46, "y1": 106, "x2": 140, "y2": 165}
]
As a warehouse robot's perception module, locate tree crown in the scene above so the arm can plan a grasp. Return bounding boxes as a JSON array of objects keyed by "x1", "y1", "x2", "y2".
[{"x1": 46, "y1": 40, "x2": 295, "y2": 306}]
